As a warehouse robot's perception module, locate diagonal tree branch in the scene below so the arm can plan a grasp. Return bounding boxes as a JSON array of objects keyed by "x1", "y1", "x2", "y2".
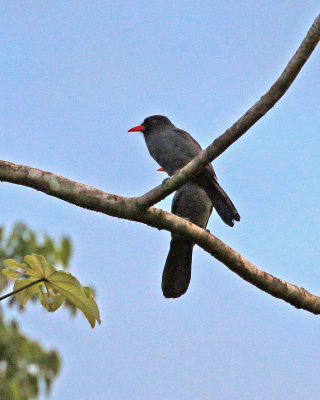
[
  {"x1": 1, "y1": 160, "x2": 320, "y2": 314},
  {"x1": 136, "y1": 13, "x2": 320, "y2": 209},
  {"x1": 1, "y1": 15, "x2": 319, "y2": 314},
  {"x1": 0, "y1": 278, "x2": 45, "y2": 302}
]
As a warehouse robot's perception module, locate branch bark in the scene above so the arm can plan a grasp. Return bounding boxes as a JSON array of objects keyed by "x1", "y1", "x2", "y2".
[
  {"x1": 1, "y1": 15, "x2": 320, "y2": 314},
  {"x1": 1, "y1": 160, "x2": 320, "y2": 314},
  {"x1": 137, "y1": 13, "x2": 320, "y2": 209}
]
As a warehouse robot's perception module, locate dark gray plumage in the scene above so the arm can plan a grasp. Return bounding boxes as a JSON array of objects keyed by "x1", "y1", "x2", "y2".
[
  {"x1": 162, "y1": 181, "x2": 213, "y2": 298},
  {"x1": 138, "y1": 115, "x2": 240, "y2": 227},
  {"x1": 129, "y1": 115, "x2": 240, "y2": 298}
]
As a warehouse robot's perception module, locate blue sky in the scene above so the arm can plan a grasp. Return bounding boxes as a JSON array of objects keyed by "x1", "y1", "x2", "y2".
[{"x1": 1, "y1": 2, "x2": 320, "y2": 399}]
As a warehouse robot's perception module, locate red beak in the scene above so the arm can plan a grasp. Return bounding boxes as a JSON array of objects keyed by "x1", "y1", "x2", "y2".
[
  {"x1": 157, "y1": 167, "x2": 165, "y2": 172},
  {"x1": 128, "y1": 125, "x2": 145, "y2": 132}
]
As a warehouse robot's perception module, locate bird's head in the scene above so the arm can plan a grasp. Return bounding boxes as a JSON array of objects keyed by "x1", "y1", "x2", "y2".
[{"x1": 128, "y1": 115, "x2": 174, "y2": 134}]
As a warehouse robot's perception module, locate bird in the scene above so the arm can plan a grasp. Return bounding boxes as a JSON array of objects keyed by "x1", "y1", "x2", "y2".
[
  {"x1": 129, "y1": 115, "x2": 240, "y2": 297},
  {"x1": 129, "y1": 115, "x2": 240, "y2": 227},
  {"x1": 161, "y1": 180, "x2": 213, "y2": 298}
]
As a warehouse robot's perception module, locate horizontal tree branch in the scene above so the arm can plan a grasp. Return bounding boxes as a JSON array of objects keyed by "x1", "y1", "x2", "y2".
[
  {"x1": 1, "y1": 160, "x2": 320, "y2": 314},
  {"x1": 137, "y1": 13, "x2": 320, "y2": 208}
]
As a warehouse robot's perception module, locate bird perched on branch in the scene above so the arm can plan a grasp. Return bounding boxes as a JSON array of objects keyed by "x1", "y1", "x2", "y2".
[
  {"x1": 129, "y1": 115, "x2": 240, "y2": 298},
  {"x1": 129, "y1": 115, "x2": 240, "y2": 227},
  {"x1": 161, "y1": 180, "x2": 213, "y2": 298}
]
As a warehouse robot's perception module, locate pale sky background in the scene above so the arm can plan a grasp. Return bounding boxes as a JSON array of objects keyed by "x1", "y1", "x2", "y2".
[{"x1": 1, "y1": 2, "x2": 320, "y2": 400}]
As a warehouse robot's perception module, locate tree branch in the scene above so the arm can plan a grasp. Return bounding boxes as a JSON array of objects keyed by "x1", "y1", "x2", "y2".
[
  {"x1": 1, "y1": 15, "x2": 319, "y2": 314},
  {"x1": 1, "y1": 160, "x2": 320, "y2": 314},
  {"x1": 136, "y1": 13, "x2": 320, "y2": 208}
]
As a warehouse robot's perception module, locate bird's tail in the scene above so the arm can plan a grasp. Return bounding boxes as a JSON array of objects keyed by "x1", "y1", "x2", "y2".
[
  {"x1": 162, "y1": 237, "x2": 194, "y2": 298},
  {"x1": 209, "y1": 180, "x2": 240, "y2": 227}
]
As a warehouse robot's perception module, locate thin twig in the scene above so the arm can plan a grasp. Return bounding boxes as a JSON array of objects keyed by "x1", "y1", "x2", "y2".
[{"x1": 0, "y1": 278, "x2": 45, "y2": 301}]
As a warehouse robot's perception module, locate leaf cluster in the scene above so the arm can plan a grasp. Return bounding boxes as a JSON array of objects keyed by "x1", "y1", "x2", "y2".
[
  {"x1": 2, "y1": 254, "x2": 101, "y2": 328},
  {"x1": 0, "y1": 223, "x2": 72, "y2": 294},
  {"x1": 0, "y1": 311, "x2": 60, "y2": 400}
]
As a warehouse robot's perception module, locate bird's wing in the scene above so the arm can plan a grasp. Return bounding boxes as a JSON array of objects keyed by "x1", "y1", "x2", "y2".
[
  {"x1": 171, "y1": 189, "x2": 185, "y2": 216},
  {"x1": 173, "y1": 128, "x2": 217, "y2": 179},
  {"x1": 173, "y1": 128, "x2": 202, "y2": 157}
]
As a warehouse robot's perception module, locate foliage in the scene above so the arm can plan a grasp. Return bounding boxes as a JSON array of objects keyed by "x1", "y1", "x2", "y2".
[
  {"x1": 0, "y1": 223, "x2": 72, "y2": 295},
  {"x1": 0, "y1": 223, "x2": 88, "y2": 316},
  {"x1": 2, "y1": 255, "x2": 101, "y2": 328},
  {"x1": 0, "y1": 310, "x2": 60, "y2": 400},
  {"x1": 0, "y1": 223, "x2": 74, "y2": 399}
]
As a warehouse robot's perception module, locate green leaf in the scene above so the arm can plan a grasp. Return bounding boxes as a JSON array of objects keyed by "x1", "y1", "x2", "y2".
[
  {"x1": 0, "y1": 311, "x2": 61, "y2": 400},
  {"x1": 40, "y1": 293, "x2": 64, "y2": 312},
  {"x1": 47, "y1": 271, "x2": 101, "y2": 328},
  {"x1": 60, "y1": 237, "x2": 72, "y2": 267},
  {"x1": 2, "y1": 252, "x2": 100, "y2": 328},
  {"x1": 2, "y1": 269, "x2": 20, "y2": 280},
  {"x1": 24, "y1": 254, "x2": 56, "y2": 278},
  {"x1": 13, "y1": 278, "x2": 43, "y2": 306},
  {"x1": 3, "y1": 259, "x2": 24, "y2": 269},
  {"x1": 8, "y1": 261, "x2": 38, "y2": 278},
  {"x1": 83, "y1": 286, "x2": 93, "y2": 297}
]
